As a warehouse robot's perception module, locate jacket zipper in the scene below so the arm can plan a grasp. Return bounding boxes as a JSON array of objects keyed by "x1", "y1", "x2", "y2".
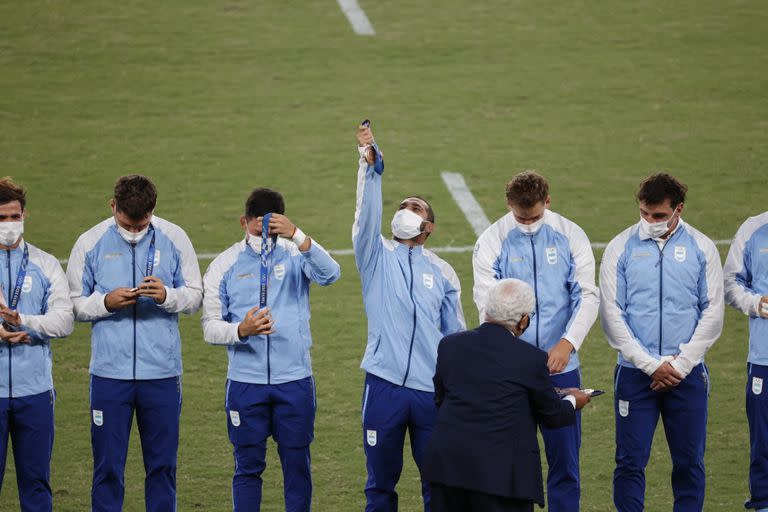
[
  {"x1": 6, "y1": 249, "x2": 12, "y2": 398},
  {"x1": 529, "y1": 237, "x2": 540, "y2": 348},
  {"x1": 654, "y1": 240, "x2": 667, "y2": 355},
  {"x1": 402, "y1": 247, "x2": 418, "y2": 386},
  {"x1": 131, "y1": 244, "x2": 137, "y2": 380}
]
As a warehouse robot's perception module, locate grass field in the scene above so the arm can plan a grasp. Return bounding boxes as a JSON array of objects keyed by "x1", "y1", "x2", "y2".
[{"x1": 1, "y1": 1, "x2": 767, "y2": 510}]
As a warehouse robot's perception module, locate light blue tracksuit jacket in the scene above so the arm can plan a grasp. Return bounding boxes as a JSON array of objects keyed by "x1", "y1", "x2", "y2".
[
  {"x1": 600, "y1": 220, "x2": 723, "y2": 378},
  {"x1": 473, "y1": 210, "x2": 599, "y2": 374},
  {"x1": 724, "y1": 212, "x2": 768, "y2": 365},
  {"x1": 0, "y1": 240, "x2": 73, "y2": 398},
  {"x1": 66, "y1": 217, "x2": 203, "y2": 380},
  {"x1": 353, "y1": 146, "x2": 466, "y2": 393},
  {"x1": 201, "y1": 236, "x2": 340, "y2": 385}
]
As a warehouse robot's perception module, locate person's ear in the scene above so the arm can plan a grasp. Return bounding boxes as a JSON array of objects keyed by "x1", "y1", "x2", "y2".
[
  {"x1": 109, "y1": 198, "x2": 116, "y2": 215},
  {"x1": 518, "y1": 314, "x2": 531, "y2": 334},
  {"x1": 240, "y1": 215, "x2": 248, "y2": 231},
  {"x1": 544, "y1": 196, "x2": 552, "y2": 209},
  {"x1": 423, "y1": 221, "x2": 435, "y2": 234}
]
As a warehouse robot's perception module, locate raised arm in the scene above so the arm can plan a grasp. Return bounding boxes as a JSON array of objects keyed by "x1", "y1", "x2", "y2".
[{"x1": 352, "y1": 124, "x2": 385, "y2": 279}]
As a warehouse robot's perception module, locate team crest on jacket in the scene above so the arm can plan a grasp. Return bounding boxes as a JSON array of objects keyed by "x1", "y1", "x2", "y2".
[
  {"x1": 93, "y1": 409, "x2": 104, "y2": 426},
  {"x1": 230, "y1": 410, "x2": 241, "y2": 427},
  {"x1": 619, "y1": 400, "x2": 629, "y2": 417},
  {"x1": 22, "y1": 275, "x2": 33, "y2": 293},
  {"x1": 674, "y1": 246, "x2": 686, "y2": 262},
  {"x1": 274, "y1": 264, "x2": 286, "y2": 280},
  {"x1": 753, "y1": 377, "x2": 763, "y2": 395},
  {"x1": 367, "y1": 429, "x2": 377, "y2": 447},
  {"x1": 422, "y1": 273, "x2": 434, "y2": 289},
  {"x1": 546, "y1": 247, "x2": 557, "y2": 265}
]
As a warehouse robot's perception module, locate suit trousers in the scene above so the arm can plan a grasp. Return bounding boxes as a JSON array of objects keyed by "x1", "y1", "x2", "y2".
[{"x1": 429, "y1": 483, "x2": 534, "y2": 512}]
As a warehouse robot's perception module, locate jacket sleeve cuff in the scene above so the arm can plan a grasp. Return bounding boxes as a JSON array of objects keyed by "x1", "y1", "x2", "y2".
[
  {"x1": 639, "y1": 357, "x2": 664, "y2": 377},
  {"x1": 159, "y1": 286, "x2": 177, "y2": 312},
  {"x1": 562, "y1": 395, "x2": 576, "y2": 408},
  {"x1": 96, "y1": 292, "x2": 112, "y2": 317},
  {"x1": 669, "y1": 358, "x2": 693, "y2": 379}
]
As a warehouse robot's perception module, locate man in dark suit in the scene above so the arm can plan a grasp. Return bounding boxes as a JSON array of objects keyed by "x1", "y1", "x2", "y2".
[{"x1": 423, "y1": 278, "x2": 591, "y2": 512}]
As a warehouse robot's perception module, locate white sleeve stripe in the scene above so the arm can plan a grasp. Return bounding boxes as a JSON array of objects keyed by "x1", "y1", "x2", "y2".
[{"x1": 351, "y1": 151, "x2": 370, "y2": 241}]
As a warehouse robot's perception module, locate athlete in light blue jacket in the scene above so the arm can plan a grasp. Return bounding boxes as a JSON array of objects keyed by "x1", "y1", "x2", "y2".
[
  {"x1": 67, "y1": 175, "x2": 202, "y2": 512},
  {"x1": 600, "y1": 173, "x2": 723, "y2": 512},
  {"x1": 0, "y1": 177, "x2": 74, "y2": 512},
  {"x1": 202, "y1": 187, "x2": 340, "y2": 512},
  {"x1": 724, "y1": 212, "x2": 768, "y2": 512},
  {"x1": 353, "y1": 123, "x2": 465, "y2": 512},
  {"x1": 472, "y1": 170, "x2": 599, "y2": 512}
]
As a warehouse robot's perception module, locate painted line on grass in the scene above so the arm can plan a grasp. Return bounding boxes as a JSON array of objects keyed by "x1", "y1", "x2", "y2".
[
  {"x1": 337, "y1": 0, "x2": 375, "y2": 36},
  {"x1": 440, "y1": 172, "x2": 492, "y2": 237},
  {"x1": 54, "y1": 240, "x2": 732, "y2": 265}
]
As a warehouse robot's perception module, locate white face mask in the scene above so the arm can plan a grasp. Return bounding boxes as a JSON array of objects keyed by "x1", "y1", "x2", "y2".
[
  {"x1": 117, "y1": 223, "x2": 149, "y2": 244},
  {"x1": 391, "y1": 209, "x2": 425, "y2": 240},
  {"x1": 518, "y1": 217, "x2": 544, "y2": 235},
  {"x1": 246, "y1": 232, "x2": 262, "y2": 252},
  {"x1": 0, "y1": 221, "x2": 24, "y2": 247},
  {"x1": 639, "y1": 213, "x2": 677, "y2": 240}
]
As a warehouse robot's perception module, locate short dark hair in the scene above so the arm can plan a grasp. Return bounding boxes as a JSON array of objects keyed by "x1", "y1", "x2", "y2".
[
  {"x1": 506, "y1": 171, "x2": 549, "y2": 209},
  {"x1": 408, "y1": 196, "x2": 435, "y2": 223},
  {"x1": 0, "y1": 177, "x2": 26, "y2": 210},
  {"x1": 114, "y1": 175, "x2": 157, "y2": 219},
  {"x1": 637, "y1": 173, "x2": 687, "y2": 208},
  {"x1": 245, "y1": 188, "x2": 285, "y2": 218}
]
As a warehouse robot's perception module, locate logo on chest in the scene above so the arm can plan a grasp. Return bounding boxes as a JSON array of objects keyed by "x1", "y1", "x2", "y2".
[
  {"x1": 546, "y1": 247, "x2": 557, "y2": 265},
  {"x1": 674, "y1": 245, "x2": 686, "y2": 262},
  {"x1": 22, "y1": 275, "x2": 33, "y2": 293},
  {"x1": 273, "y1": 264, "x2": 286, "y2": 280},
  {"x1": 422, "y1": 273, "x2": 434, "y2": 289}
]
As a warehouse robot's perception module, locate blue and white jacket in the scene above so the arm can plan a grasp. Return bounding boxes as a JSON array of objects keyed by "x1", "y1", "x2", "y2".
[
  {"x1": 472, "y1": 210, "x2": 599, "y2": 374},
  {"x1": 66, "y1": 216, "x2": 203, "y2": 380},
  {"x1": 353, "y1": 145, "x2": 466, "y2": 393},
  {"x1": 201, "y1": 236, "x2": 340, "y2": 385},
  {"x1": 0, "y1": 240, "x2": 74, "y2": 398},
  {"x1": 724, "y1": 212, "x2": 768, "y2": 365},
  {"x1": 600, "y1": 220, "x2": 724, "y2": 378}
]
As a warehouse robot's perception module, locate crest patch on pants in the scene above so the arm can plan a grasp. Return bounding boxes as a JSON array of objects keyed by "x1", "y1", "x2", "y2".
[
  {"x1": 366, "y1": 429, "x2": 377, "y2": 447},
  {"x1": 618, "y1": 400, "x2": 629, "y2": 417},
  {"x1": 93, "y1": 409, "x2": 104, "y2": 426},
  {"x1": 753, "y1": 377, "x2": 763, "y2": 395},
  {"x1": 230, "y1": 410, "x2": 241, "y2": 427}
]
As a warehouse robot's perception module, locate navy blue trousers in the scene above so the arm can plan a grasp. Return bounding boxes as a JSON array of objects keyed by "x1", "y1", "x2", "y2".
[
  {"x1": 746, "y1": 363, "x2": 768, "y2": 511},
  {"x1": 362, "y1": 372, "x2": 436, "y2": 512},
  {"x1": 90, "y1": 375, "x2": 182, "y2": 512},
  {"x1": 541, "y1": 369, "x2": 582, "y2": 512},
  {"x1": 225, "y1": 377, "x2": 316, "y2": 512},
  {"x1": 0, "y1": 390, "x2": 55, "y2": 512},
  {"x1": 613, "y1": 364, "x2": 709, "y2": 512}
]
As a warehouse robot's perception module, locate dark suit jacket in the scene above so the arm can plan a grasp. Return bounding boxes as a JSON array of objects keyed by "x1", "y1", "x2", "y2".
[{"x1": 422, "y1": 322, "x2": 576, "y2": 506}]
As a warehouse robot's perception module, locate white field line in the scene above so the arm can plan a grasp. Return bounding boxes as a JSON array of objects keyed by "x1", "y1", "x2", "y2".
[
  {"x1": 55, "y1": 241, "x2": 732, "y2": 265},
  {"x1": 337, "y1": 0, "x2": 375, "y2": 36},
  {"x1": 440, "y1": 171, "x2": 492, "y2": 237}
]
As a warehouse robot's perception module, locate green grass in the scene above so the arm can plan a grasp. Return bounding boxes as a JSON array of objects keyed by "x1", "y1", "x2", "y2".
[{"x1": 1, "y1": 0, "x2": 767, "y2": 509}]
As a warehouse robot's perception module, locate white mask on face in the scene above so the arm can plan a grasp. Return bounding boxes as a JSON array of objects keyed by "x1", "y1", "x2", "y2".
[
  {"x1": 0, "y1": 221, "x2": 24, "y2": 247},
  {"x1": 246, "y1": 232, "x2": 262, "y2": 252},
  {"x1": 117, "y1": 223, "x2": 149, "y2": 244},
  {"x1": 639, "y1": 212, "x2": 677, "y2": 240},
  {"x1": 518, "y1": 217, "x2": 544, "y2": 235},
  {"x1": 391, "y1": 208, "x2": 425, "y2": 240}
]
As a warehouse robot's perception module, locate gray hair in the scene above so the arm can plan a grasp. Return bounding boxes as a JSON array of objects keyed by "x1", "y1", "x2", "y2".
[{"x1": 484, "y1": 278, "x2": 536, "y2": 326}]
